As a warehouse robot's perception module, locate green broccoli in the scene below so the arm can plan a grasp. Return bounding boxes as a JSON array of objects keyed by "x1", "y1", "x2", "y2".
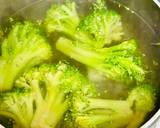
[
  {"x1": 56, "y1": 37, "x2": 145, "y2": 83},
  {"x1": 30, "y1": 73, "x2": 68, "y2": 128},
  {"x1": 0, "y1": 87, "x2": 35, "y2": 128},
  {"x1": 0, "y1": 64, "x2": 155, "y2": 128},
  {"x1": 44, "y1": 0, "x2": 123, "y2": 48},
  {"x1": 0, "y1": 63, "x2": 67, "y2": 128},
  {"x1": 0, "y1": 22, "x2": 52, "y2": 91},
  {"x1": 75, "y1": 99, "x2": 133, "y2": 128},
  {"x1": 72, "y1": 84, "x2": 156, "y2": 128},
  {"x1": 0, "y1": 1, "x2": 156, "y2": 128},
  {"x1": 127, "y1": 85, "x2": 156, "y2": 128},
  {"x1": 44, "y1": 1, "x2": 80, "y2": 36},
  {"x1": 77, "y1": 0, "x2": 123, "y2": 47},
  {"x1": 45, "y1": 0, "x2": 144, "y2": 83},
  {"x1": 0, "y1": 77, "x2": 66, "y2": 128},
  {"x1": 14, "y1": 62, "x2": 95, "y2": 128}
]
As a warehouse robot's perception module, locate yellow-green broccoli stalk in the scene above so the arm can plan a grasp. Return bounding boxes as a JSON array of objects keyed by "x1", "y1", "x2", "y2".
[
  {"x1": 75, "y1": 99, "x2": 133, "y2": 128},
  {"x1": 56, "y1": 37, "x2": 145, "y2": 83},
  {"x1": 73, "y1": 84, "x2": 155, "y2": 128}
]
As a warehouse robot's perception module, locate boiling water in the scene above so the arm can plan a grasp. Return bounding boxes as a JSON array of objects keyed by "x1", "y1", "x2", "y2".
[{"x1": 0, "y1": 0, "x2": 160, "y2": 127}]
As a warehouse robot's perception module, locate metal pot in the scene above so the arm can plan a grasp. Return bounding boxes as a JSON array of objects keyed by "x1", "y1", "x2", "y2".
[{"x1": 0, "y1": 0, "x2": 159, "y2": 128}]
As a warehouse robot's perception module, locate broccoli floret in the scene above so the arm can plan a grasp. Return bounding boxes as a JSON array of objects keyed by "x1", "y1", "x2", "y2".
[
  {"x1": 15, "y1": 62, "x2": 96, "y2": 128},
  {"x1": 56, "y1": 37, "x2": 145, "y2": 83},
  {"x1": 78, "y1": 0, "x2": 123, "y2": 47},
  {"x1": 45, "y1": 0, "x2": 123, "y2": 48},
  {"x1": 44, "y1": 0, "x2": 144, "y2": 83},
  {"x1": 16, "y1": 62, "x2": 95, "y2": 98},
  {"x1": 71, "y1": 84, "x2": 156, "y2": 128},
  {"x1": 0, "y1": 63, "x2": 68, "y2": 128},
  {"x1": 44, "y1": 1, "x2": 80, "y2": 36},
  {"x1": 0, "y1": 22, "x2": 52, "y2": 91},
  {"x1": 0, "y1": 76, "x2": 66, "y2": 128},
  {"x1": 0, "y1": 87, "x2": 34, "y2": 128},
  {"x1": 45, "y1": 0, "x2": 144, "y2": 83},
  {"x1": 127, "y1": 85, "x2": 156, "y2": 128}
]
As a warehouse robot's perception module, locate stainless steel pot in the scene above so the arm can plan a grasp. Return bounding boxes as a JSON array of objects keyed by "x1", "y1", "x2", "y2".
[{"x1": 0, "y1": 0, "x2": 159, "y2": 128}]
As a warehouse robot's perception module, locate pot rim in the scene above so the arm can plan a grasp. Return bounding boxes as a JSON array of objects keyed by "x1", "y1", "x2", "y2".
[
  {"x1": 141, "y1": 109, "x2": 160, "y2": 128},
  {"x1": 141, "y1": 0, "x2": 160, "y2": 127},
  {"x1": 153, "y1": 0, "x2": 160, "y2": 7}
]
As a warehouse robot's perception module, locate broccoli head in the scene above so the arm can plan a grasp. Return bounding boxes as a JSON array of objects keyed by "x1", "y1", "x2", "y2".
[
  {"x1": 69, "y1": 84, "x2": 156, "y2": 128},
  {"x1": 0, "y1": 63, "x2": 73, "y2": 128},
  {"x1": 45, "y1": 0, "x2": 144, "y2": 83},
  {"x1": 0, "y1": 75, "x2": 66, "y2": 128},
  {"x1": 44, "y1": 0, "x2": 123, "y2": 48},
  {"x1": 0, "y1": 21, "x2": 52, "y2": 91},
  {"x1": 0, "y1": 87, "x2": 34, "y2": 128},
  {"x1": 127, "y1": 84, "x2": 156, "y2": 128},
  {"x1": 15, "y1": 62, "x2": 96, "y2": 128},
  {"x1": 44, "y1": 1, "x2": 80, "y2": 36},
  {"x1": 78, "y1": 0, "x2": 123, "y2": 47},
  {"x1": 56, "y1": 37, "x2": 145, "y2": 83}
]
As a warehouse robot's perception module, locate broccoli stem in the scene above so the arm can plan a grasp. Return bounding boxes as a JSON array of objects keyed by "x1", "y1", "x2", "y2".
[
  {"x1": 0, "y1": 60, "x2": 15, "y2": 91},
  {"x1": 56, "y1": 37, "x2": 144, "y2": 82},
  {"x1": 76, "y1": 98, "x2": 133, "y2": 128},
  {"x1": 31, "y1": 74, "x2": 68, "y2": 128},
  {"x1": 0, "y1": 58, "x2": 32, "y2": 91},
  {"x1": 0, "y1": 54, "x2": 37, "y2": 91},
  {"x1": 88, "y1": 98, "x2": 132, "y2": 112},
  {"x1": 76, "y1": 115, "x2": 110, "y2": 128},
  {"x1": 56, "y1": 37, "x2": 119, "y2": 78},
  {"x1": 56, "y1": 37, "x2": 103, "y2": 67},
  {"x1": 56, "y1": 38, "x2": 137, "y2": 68}
]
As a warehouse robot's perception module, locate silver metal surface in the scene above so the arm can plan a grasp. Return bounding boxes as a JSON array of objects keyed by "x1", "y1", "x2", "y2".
[
  {"x1": 141, "y1": 110, "x2": 160, "y2": 128},
  {"x1": 153, "y1": 0, "x2": 160, "y2": 7}
]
